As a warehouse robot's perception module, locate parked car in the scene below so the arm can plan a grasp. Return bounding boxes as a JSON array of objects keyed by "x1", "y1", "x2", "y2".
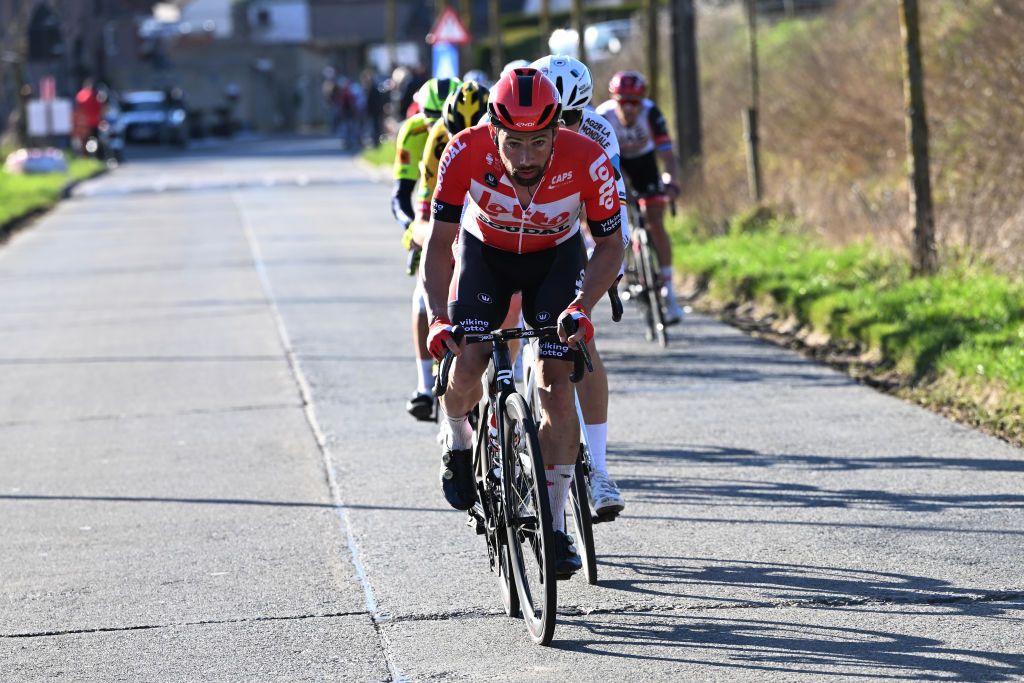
[
  {"x1": 114, "y1": 91, "x2": 188, "y2": 146},
  {"x1": 548, "y1": 20, "x2": 633, "y2": 62}
]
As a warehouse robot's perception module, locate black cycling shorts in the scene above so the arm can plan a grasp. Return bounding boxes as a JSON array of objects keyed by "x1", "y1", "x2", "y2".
[
  {"x1": 449, "y1": 230, "x2": 585, "y2": 361},
  {"x1": 620, "y1": 150, "x2": 665, "y2": 200}
]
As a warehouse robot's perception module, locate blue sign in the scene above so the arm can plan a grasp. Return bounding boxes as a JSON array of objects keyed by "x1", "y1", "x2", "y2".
[{"x1": 432, "y1": 42, "x2": 459, "y2": 80}]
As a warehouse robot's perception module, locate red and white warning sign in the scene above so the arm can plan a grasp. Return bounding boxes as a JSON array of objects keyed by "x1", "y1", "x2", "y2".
[{"x1": 426, "y1": 6, "x2": 471, "y2": 46}]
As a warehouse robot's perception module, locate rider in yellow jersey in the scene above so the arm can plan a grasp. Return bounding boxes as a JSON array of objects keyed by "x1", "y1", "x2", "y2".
[{"x1": 389, "y1": 78, "x2": 462, "y2": 420}]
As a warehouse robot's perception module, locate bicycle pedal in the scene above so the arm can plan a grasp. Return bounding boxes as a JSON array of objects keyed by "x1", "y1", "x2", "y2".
[{"x1": 593, "y1": 511, "x2": 620, "y2": 524}]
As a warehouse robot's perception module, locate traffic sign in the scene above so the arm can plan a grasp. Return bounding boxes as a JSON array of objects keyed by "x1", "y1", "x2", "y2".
[{"x1": 427, "y1": 6, "x2": 471, "y2": 46}]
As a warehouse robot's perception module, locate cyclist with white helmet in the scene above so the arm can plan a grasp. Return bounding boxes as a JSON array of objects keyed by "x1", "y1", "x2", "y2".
[
  {"x1": 500, "y1": 59, "x2": 532, "y2": 79},
  {"x1": 531, "y1": 55, "x2": 628, "y2": 518}
]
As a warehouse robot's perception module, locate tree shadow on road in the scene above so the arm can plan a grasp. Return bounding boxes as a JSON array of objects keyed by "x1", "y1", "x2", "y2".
[
  {"x1": 594, "y1": 555, "x2": 1020, "y2": 608},
  {"x1": 553, "y1": 603, "x2": 1024, "y2": 680}
]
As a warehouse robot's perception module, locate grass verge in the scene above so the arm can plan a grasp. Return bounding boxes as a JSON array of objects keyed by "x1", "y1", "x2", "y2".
[
  {"x1": 0, "y1": 158, "x2": 106, "y2": 229},
  {"x1": 360, "y1": 140, "x2": 395, "y2": 168},
  {"x1": 669, "y1": 209, "x2": 1024, "y2": 445}
]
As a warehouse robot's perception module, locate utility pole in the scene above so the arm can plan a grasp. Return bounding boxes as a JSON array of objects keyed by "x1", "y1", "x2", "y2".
[
  {"x1": 573, "y1": 0, "x2": 588, "y2": 65},
  {"x1": 645, "y1": 0, "x2": 660, "y2": 102},
  {"x1": 743, "y1": 0, "x2": 763, "y2": 202},
  {"x1": 898, "y1": 0, "x2": 937, "y2": 275},
  {"x1": 489, "y1": 0, "x2": 504, "y2": 77},
  {"x1": 670, "y1": 0, "x2": 703, "y2": 198}
]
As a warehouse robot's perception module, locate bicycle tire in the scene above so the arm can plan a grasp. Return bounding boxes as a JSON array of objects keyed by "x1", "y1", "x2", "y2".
[
  {"x1": 502, "y1": 393, "x2": 557, "y2": 645},
  {"x1": 627, "y1": 243, "x2": 657, "y2": 342},
  {"x1": 639, "y1": 229, "x2": 669, "y2": 348},
  {"x1": 567, "y1": 445, "x2": 598, "y2": 585},
  {"x1": 476, "y1": 400, "x2": 519, "y2": 618}
]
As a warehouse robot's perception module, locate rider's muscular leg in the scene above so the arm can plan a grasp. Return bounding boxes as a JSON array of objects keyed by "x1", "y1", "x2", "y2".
[
  {"x1": 413, "y1": 310, "x2": 429, "y2": 360},
  {"x1": 536, "y1": 359, "x2": 580, "y2": 466},
  {"x1": 438, "y1": 343, "x2": 489, "y2": 447},
  {"x1": 577, "y1": 341, "x2": 608, "y2": 425}
]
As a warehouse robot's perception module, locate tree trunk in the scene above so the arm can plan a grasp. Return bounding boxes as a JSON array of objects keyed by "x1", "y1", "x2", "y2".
[
  {"x1": 645, "y1": 0, "x2": 660, "y2": 102},
  {"x1": 573, "y1": 0, "x2": 588, "y2": 65},
  {"x1": 670, "y1": 0, "x2": 703, "y2": 198},
  {"x1": 489, "y1": 0, "x2": 504, "y2": 77},
  {"x1": 898, "y1": 0, "x2": 938, "y2": 275},
  {"x1": 744, "y1": 0, "x2": 762, "y2": 202}
]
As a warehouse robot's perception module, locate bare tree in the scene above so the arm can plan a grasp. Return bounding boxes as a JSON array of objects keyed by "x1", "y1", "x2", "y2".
[{"x1": 898, "y1": 0, "x2": 937, "y2": 275}]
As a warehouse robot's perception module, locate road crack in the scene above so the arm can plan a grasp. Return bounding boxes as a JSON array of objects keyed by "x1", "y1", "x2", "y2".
[{"x1": 0, "y1": 611, "x2": 368, "y2": 639}]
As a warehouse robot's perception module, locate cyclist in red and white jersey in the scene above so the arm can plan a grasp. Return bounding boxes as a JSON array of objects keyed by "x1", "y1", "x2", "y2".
[
  {"x1": 422, "y1": 68, "x2": 624, "y2": 577},
  {"x1": 596, "y1": 71, "x2": 685, "y2": 323},
  {"x1": 531, "y1": 55, "x2": 627, "y2": 518}
]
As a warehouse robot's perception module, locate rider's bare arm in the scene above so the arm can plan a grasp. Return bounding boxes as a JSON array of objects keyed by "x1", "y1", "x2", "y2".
[
  {"x1": 574, "y1": 230, "x2": 624, "y2": 314},
  {"x1": 422, "y1": 217, "x2": 458, "y2": 322}
]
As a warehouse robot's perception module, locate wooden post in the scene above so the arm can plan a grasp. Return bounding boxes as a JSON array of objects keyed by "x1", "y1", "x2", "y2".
[
  {"x1": 670, "y1": 0, "x2": 703, "y2": 199},
  {"x1": 573, "y1": 0, "x2": 588, "y2": 65},
  {"x1": 646, "y1": 0, "x2": 660, "y2": 102},
  {"x1": 744, "y1": 0, "x2": 763, "y2": 202},
  {"x1": 540, "y1": 0, "x2": 551, "y2": 56},
  {"x1": 489, "y1": 0, "x2": 504, "y2": 77},
  {"x1": 898, "y1": 0, "x2": 937, "y2": 275}
]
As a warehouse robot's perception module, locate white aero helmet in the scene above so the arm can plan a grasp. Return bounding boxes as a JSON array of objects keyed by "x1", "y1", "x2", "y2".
[
  {"x1": 500, "y1": 59, "x2": 532, "y2": 79},
  {"x1": 462, "y1": 69, "x2": 492, "y2": 88},
  {"x1": 530, "y1": 55, "x2": 593, "y2": 110}
]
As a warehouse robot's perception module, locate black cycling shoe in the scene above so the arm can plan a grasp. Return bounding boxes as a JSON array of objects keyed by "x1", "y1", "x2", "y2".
[
  {"x1": 440, "y1": 448, "x2": 476, "y2": 510},
  {"x1": 406, "y1": 391, "x2": 434, "y2": 421},
  {"x1": 553, "y1": 530, "x2": 582, "y2": 579}
]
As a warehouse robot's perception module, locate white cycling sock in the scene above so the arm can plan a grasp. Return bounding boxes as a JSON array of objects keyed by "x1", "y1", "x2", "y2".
[
  {"x1": 417, "y1": 359, "x2": 433, "y2": 395},
  {"x1": 440, "y1": 406, "x2": 473, "y2": 451},
  {"x1": 546, "y1": 464, "x2": 574, "y2": 533},
  {"x1": 660, "y1": 265, "x2": 676, "y2": 299},
  {"x1": 585, "y1": 423, "x2": 608, "y2": 475}
]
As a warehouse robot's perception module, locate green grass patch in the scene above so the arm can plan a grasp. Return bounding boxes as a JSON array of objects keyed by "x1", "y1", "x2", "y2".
[
  {"x1": 669, "y1": 211, "x2": 1024, "y2": 442},
  {"x1": 360, "y1": 139, "x2": 396, "y2": 168},
  {"x1": 0, "y1": 158, "x2": 104, "y2": 227}
]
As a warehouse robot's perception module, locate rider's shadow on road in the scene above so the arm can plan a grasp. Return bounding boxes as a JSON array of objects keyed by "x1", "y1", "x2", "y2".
[{"x1": 552, "y1": 600, "x2": 1024, "y2": 680}]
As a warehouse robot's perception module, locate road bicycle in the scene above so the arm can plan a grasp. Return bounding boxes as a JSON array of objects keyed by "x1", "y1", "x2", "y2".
[
  {"x1": 621, "y1": 196, "x2": 670, "y2": 347},
  {"x1": 435, "y1": 322, "x2": 590, "y2": 645}
]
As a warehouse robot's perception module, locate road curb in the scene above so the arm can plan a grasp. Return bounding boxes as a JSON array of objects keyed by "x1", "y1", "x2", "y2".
[{"x1": 0, "y1": 166, "x2": 109, "y2": 246}]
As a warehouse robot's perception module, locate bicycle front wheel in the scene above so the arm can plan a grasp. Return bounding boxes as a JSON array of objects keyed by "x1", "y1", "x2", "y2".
[
  {"x1": 502, "y1": 393, "x2": 557, "y2": 645},
  {"x1": 639, "y1": 230, "x2": 669, "y2": 347}
]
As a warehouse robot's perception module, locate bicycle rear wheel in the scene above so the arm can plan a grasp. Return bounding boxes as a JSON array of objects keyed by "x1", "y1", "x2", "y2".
[
  {"x1": 502, "y1": 393, "x2": 557, "y2": 645},
  {"x1": 567, "y1": 445, "x2": 598, "y2": 585}
]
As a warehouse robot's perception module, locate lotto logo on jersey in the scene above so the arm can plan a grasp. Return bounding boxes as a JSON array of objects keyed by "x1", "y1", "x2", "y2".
[{"x1": 588, "y1": 156, "x2": 617, "y2": 211}]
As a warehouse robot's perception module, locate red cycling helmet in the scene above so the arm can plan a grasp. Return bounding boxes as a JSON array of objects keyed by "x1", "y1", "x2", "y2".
[
  {"x1": 609, "y1": 70, "x2": 647, "y2": 101},
  {"x1": 488, "y1": 67, "x2": 562, "y2": 131}
]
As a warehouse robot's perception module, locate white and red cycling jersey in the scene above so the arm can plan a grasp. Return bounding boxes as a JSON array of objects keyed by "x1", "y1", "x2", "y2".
[{"x1": 432, "y1": 124, "x2": 622, "y2": 255}]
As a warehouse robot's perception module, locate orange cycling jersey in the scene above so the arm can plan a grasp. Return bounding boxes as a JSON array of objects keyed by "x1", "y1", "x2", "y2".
[{"x1": 432, "y1": 124, "x2": 622, "y2": 254}]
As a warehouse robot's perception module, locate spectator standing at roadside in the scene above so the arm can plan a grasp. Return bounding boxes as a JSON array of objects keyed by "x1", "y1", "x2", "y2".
[{"x1": 74, "y1": 78, "x2": 104, "y2": 144}]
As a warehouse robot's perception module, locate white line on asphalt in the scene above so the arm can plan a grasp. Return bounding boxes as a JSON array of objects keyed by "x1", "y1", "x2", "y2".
[{"x1": 235, "y1": 193, "x2": 407, "y2": 682}]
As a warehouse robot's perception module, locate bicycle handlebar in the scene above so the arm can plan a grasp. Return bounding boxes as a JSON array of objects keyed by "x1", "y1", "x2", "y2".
[{"x1": 433, "y1": 322, "x2": 593, "y2": 397}]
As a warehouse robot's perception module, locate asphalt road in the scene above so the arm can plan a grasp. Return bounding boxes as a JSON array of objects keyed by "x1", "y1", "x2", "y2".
[{"x1": 2, "y1": 138, "x2": 1022, "y2": 681}]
